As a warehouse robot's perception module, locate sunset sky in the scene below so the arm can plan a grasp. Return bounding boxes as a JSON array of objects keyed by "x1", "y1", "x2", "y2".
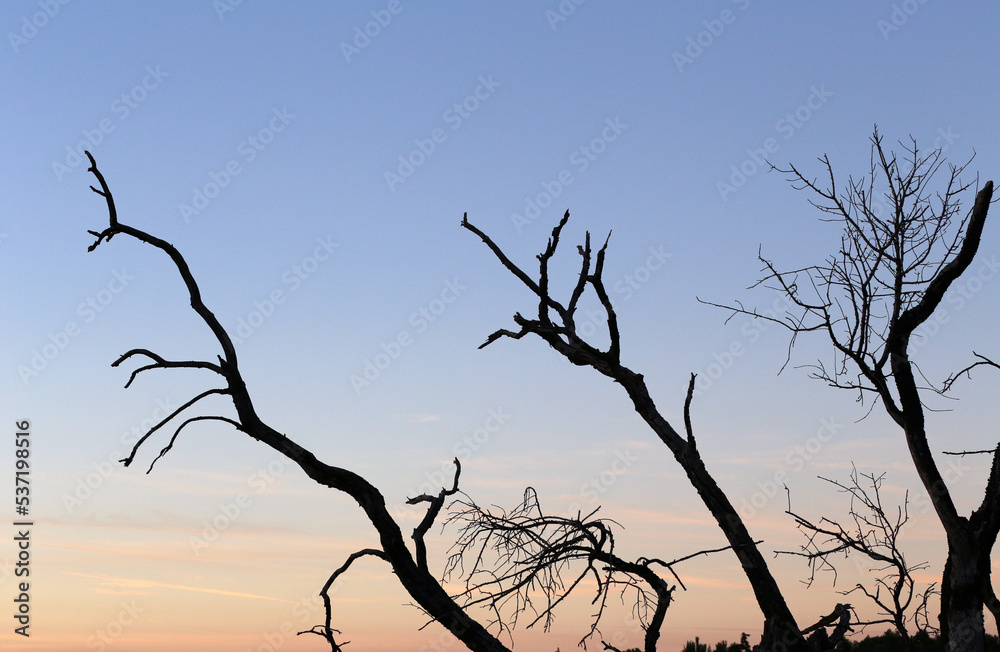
[{"x1": 3, "y1": 2, "x2": 1000, "y2": 651}]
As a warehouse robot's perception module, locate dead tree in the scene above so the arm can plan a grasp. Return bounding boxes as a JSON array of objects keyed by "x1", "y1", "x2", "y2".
[
  {"x1": 82, "y1": 153, "x2": 707, "y2": 652},
  {"x1": 462, "y1": 213, "x2": 814, "y2": 652},
  {"x1": 706, "y1": 128, "x2": 997, "y2": 652},
  {"x1": 781, "y1": 466, "x2": 938, "y2": 638},
  {"x1": 943, "y1": 353, "x2": 1000, "y2": 635},
  {"x1": 82, "y1": 153, "x2": 510, "y2": 652},
  {"x1": 444, "y1": 486, "x2": 727, "y2": 652}
]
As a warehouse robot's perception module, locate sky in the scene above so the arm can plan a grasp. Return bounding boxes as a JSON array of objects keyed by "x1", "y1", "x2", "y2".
[{"x1": 2, "y1": 2, "x2": 1000, "y2": 651}]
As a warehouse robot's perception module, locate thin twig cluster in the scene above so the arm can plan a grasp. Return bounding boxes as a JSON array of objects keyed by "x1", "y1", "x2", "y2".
[{"x1": 782, "y1": 466, "x2": 938, "y2": 637}]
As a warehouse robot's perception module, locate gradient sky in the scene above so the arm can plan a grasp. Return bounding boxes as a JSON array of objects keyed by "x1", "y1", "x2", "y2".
[{"x1": 3, "y1": 2, "x2": 1000, "y2": 651}]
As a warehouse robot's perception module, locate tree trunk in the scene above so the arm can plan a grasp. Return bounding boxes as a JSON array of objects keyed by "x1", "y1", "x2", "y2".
[
  {"x1": 893, "y1": 352, "x2": 995, "y2": 652},
  {"x1": 940, "y1": 540, "x2": 990, "y2": 652},
  {"x1": 616, "y1": 368, "x2": 807, "y2": 652}
]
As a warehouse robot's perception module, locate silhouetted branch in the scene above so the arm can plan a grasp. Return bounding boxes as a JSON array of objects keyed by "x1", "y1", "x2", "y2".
[
  {"x1": 708, "y1": 130, "x2": 991, "y2": 430},
  {"x1": 683, "y1": 374, "x2": 696, "y2": 447},
  {"x1": 461, "y1": 211, "x2": 568, "y2": 324},
  {"x1": 113, "y1": 348, "x2": 224, "y2": 388},
  {"x1": 704, "y1": 128, "x2": 998, "y2": 642},
  {"x1": 941, "y1": 448, "x2": 998, "y2": 457},
  {"x1": 85, "y1": 153, "x2": 511, "y2": 652},
  {"x1": 86, "y1": 152, "x2": 243, "y2": 370},
  {"x1": 943, "y1": 352, "x2": 1000, "y2": 392},
  {"x1": 800, "y1": 603, "x2": 853, "y2": 651},
  {"x1": 781, "y1": 466, "x2": 934, "y2": 637},
  {"x1": 443, "y1": 487, "x2": 753, "y2": 652},
  {"x1": 408, "y1": 458, "x2": 462, "y2": 572},
  {"x1": 120, "y1": 388, "x2": 231, "y2": 467},
  {"x1": 464, "y1": 211, "x2": 807, "y2": 650},
  {"x1": 461, "y1": 211, "x2": 619, "y2": 368},
  {"x1": 146, "y1": 415, "x2": 242, "y2": 473},
  {"x1": 300, "y1": 548, "x2": 389, "y2": 652}
]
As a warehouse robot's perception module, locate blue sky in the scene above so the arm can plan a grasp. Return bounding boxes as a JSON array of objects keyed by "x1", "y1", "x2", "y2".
[{"x1": 2, "y1": 2, "x2": 1000, "y2": 650}]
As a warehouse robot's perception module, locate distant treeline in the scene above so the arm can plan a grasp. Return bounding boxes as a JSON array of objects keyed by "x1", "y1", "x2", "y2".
[{"x1": 673, "y1": 630, "x2": 1000, "y2": 652}]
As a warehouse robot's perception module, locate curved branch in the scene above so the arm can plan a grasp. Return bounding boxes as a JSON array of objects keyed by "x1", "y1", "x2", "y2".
[
  {"x1": 85, "y1": 154, "x2": 511, "y2": 652},
  {"x1": 87, "y1": 150, "x2": 241, "y2": 375},
  {"x1": 121, "y1": 388, "x2": 231, "y2": 467},
  {"x1": 299, "y1": 548, "x2": 389, "y2": 652},
  {"x1": 146, "y1": 415, "x2": 242, "y2": 473},
  {"x1": 444, "y1": 487, "x2": 678, "y2": 651},
  {"x1": 408, "y1": 458, "x2": 462, "y2": 572},
  {"x1": 892, "y1": 180, "x2": 993, "y2": 338},
  {"x1": 464, "y1": 212, "x2": 807, "y2": 650},
  {"x1": 112, "y1": 348, "x2": 224, "y2": 388},
  {"x1": 943, "y1": 351, "x2": 1000, "y2": 393}
]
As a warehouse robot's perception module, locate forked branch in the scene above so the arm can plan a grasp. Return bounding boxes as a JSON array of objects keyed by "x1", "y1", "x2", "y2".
[
  {"x1": 300, "y1": 548, "x2": 390, "y2": 652},
  {"x1": 443, "y1": 487, "x2": 685, "y2": 652},
  {"x1": 463, "y1": 211, "x2": 808, "y2": 650},
  {"x1": 781, "y1": 467, "x2": 936, "y2": 637},
  {"x1": 84, "y1": 152, "x2": 511, "y2": 652},
  {"x1": 408, "y1": 458, "x2": 463, "y2": 572},
  {"x1": 943, "y1": 352, "x2": 1000, "y2": 393}
]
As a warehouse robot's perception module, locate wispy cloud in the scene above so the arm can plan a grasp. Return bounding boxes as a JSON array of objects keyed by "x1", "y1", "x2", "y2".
[
  {"x1": 63, "y1": 571, "x2": 296, "y2": 603},
  {"x1": 400, "y1": 413, "x2": 443, "y2": 423}
]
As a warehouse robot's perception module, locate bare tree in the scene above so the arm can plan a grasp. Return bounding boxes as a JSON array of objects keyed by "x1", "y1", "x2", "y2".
[
  {"x1": 81, "y1": 153, "x2": 723, "y2": 652},
  {"x1": 782, "y1": 466, "x2": 939, "y2": 639},
  {"x1": 82, "y1": 152, "x2": 512, "y2": 652},
  {"x1": 461, "y1": 213, "x2": 834, "y2": 652},
  {"x1": 81, "y1": 150, "x2": 870, "y2": 651},
  {"x1": 707, "y1": 128, "x2": 996, "y2": 651},
  {"x1": 444, "y1": 486, "x2": 735, "y2": 652}
]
